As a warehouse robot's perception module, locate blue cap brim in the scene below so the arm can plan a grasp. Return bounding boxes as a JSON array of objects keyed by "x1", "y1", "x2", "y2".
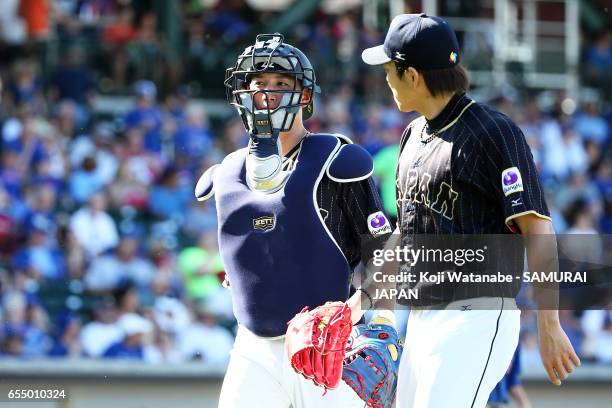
[{"x1": 361, "y1": 45, "x2": 391, "y2": 66}]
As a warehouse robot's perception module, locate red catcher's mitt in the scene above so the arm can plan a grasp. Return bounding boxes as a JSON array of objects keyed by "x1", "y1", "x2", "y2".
[{"x1": 285, "y1": 301, "x2": 353, "y2": 390}]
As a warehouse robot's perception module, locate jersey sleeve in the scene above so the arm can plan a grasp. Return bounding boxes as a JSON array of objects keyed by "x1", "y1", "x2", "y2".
[
  {"x1": 478, "y1": 113, "x2": 551, "y2": 233},
  {"x1": 338, "y1": 177, "x2": 392, "y2": 265},
  {"x1": 340, "y1": 177, "x2": 392, "y2": 237}
]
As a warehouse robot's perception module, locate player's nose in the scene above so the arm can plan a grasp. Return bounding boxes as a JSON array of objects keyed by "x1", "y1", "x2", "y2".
[{"x1": 263, "y1": 91, "x2": 278, "y2": 104}]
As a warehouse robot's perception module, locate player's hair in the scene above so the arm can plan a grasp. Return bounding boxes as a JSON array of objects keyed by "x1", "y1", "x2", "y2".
[
  {"x1": 421, "y1": 65, "x2": 469, "y2": 97},
  {"x1": 396, "y1": 64, "x2": 469, "y2": 97}
]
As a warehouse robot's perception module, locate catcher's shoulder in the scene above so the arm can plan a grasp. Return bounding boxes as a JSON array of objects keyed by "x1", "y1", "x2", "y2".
[
  {"x1": 309, "y1": 133, "x2": 373, "y2": 182},
  {"x1": 194, "y1": 149, "x2": 246, "y2": 201},
  {"x1": 194, "y1": 163, "x2": 219, "y2": 201}
]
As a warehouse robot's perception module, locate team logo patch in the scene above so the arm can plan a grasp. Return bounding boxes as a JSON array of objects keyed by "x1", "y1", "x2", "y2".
[
  {"x1": 501, "y1": 167, "x2": 524, "y2": 196},
  {"x1": 253, "y1": 215, "x2": 276, "y2": 232},
  {"x1": 367, "y1": 211, "x2": 392, "y2": 236}
]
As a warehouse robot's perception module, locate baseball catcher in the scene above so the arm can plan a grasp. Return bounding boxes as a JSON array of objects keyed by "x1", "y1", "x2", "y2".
[{"x1": 196, "y1": 33, "x2": 393, "y2": 408}]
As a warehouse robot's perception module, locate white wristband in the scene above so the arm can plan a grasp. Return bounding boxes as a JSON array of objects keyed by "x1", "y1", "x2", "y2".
[{"x1": 370, "y1": 309, "x2": 397, "y2": 328}]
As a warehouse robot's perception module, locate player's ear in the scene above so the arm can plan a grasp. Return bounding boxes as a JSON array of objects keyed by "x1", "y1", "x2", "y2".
[
  {"x1": 300, "y1": 88, "x2": 312, "y2": 104},
  {"x1": 406, "y1": 67, "x2": 420, "y2": 89}
]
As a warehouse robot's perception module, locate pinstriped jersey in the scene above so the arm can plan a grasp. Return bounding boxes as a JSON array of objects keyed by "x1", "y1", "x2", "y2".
[
  {"x1": 396, "y1": 92, "x2": 550, "y2": 235},
  {"x1": 395, "y1": 93, "x2": 550, "y2": 305}
]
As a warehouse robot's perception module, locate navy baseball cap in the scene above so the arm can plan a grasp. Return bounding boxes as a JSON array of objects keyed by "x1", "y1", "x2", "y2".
[{"x1": 362, "y1": 13, "x2": 461, "y2": 70}]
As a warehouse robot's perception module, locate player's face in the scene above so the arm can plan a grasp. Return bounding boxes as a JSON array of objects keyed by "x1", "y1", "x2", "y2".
[
  {"x1": 248, "y1": 73, "x2": 297, "y2": 111},
  {"x1": 383, "y1": 62, "x2": 417, "y2": 112}
]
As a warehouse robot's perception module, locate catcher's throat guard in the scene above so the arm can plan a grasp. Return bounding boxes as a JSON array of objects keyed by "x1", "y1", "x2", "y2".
[{"x1": 225, "y1": 33, "x2": 320, "y2": 193}]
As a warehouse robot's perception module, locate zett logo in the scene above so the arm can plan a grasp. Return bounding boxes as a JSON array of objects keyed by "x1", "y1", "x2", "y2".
[{"x1": 253, "y1": 216, "x2": 276, "y2": 232}]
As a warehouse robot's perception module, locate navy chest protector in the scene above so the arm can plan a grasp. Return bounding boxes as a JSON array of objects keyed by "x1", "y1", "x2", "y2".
[{"x1": 195, "y1": 134, "x2": 373, "y2": 337}]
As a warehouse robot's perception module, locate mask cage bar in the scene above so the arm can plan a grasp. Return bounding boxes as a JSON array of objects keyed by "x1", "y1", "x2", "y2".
[{"x1": 251, "y1": 33, "x2": 285, "y2": 72}]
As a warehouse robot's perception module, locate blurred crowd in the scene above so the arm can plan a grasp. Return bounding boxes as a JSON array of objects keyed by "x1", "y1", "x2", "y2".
[{"x1": 0, "y1": 0, "x2": 610, "y2": 367}]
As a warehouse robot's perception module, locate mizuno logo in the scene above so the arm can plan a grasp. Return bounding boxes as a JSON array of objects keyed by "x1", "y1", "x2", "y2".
[
  {"x1": 395, "y1": 52, "x2": 406, "y2": 61},
  {"x1": 253, "y1": 215, "x2": 275, "y2": 232}
]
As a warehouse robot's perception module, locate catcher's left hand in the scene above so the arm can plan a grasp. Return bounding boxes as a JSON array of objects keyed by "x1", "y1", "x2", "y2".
[
  {"x1": 285, "y1": 301, "x2": 353, "y2": 391},
  {"x1": 342, "y1": 322, "x2": 403, "y2": 408}
]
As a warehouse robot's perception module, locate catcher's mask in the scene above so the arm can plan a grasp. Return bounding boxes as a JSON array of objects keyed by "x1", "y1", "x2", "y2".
[{"x1": 225, "y1": 33, "x2": 320, "y2": 192}]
